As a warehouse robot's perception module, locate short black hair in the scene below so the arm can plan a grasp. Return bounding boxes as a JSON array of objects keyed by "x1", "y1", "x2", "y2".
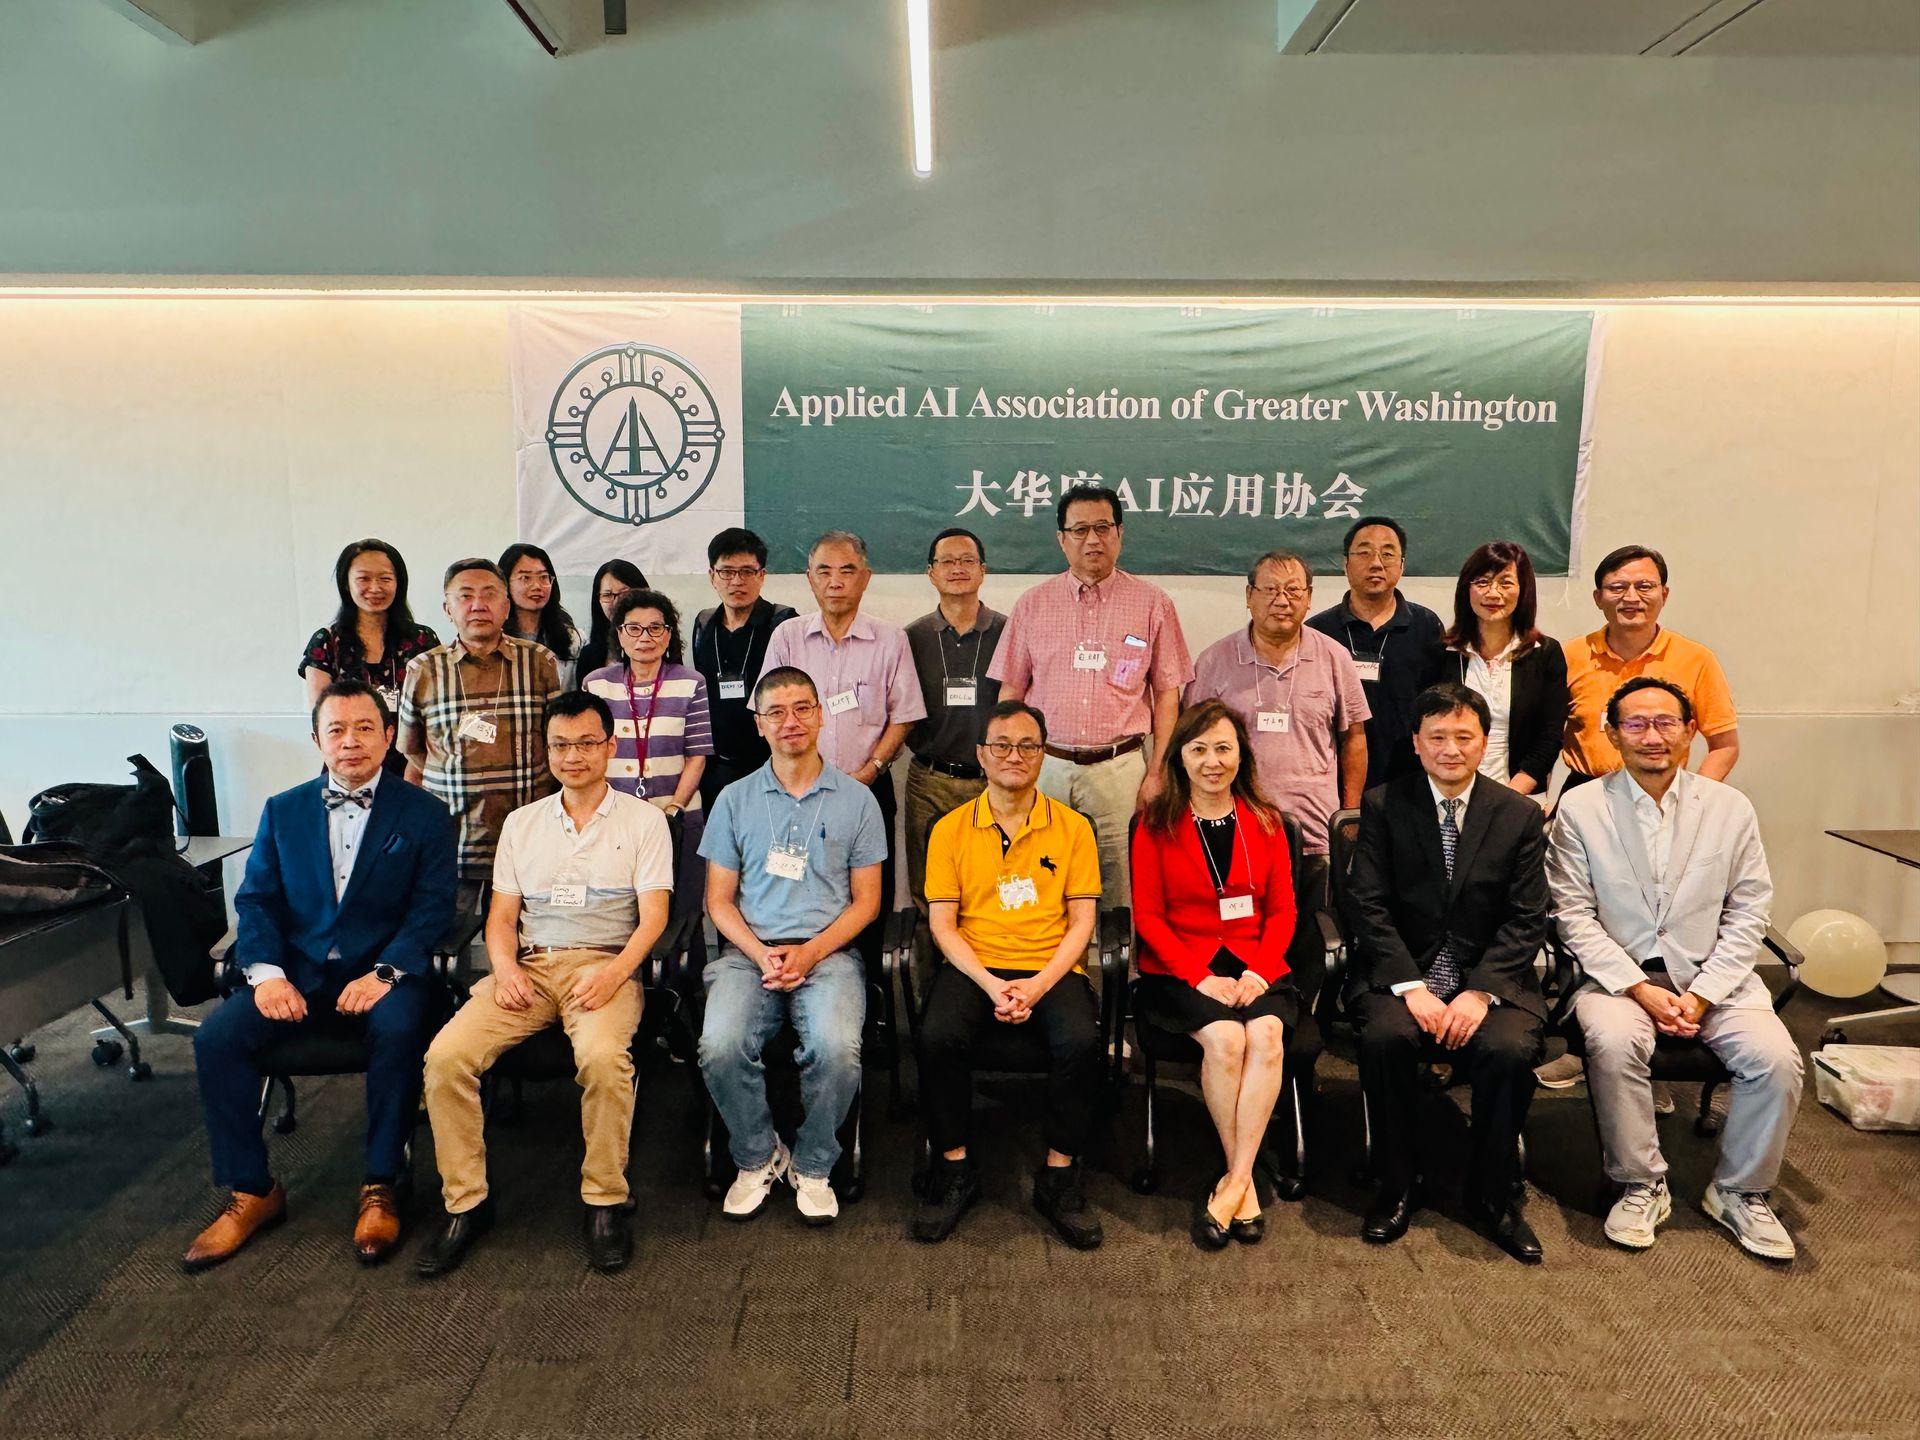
[
  {"x1": 543, "y1": 690, "x2": 613, "y2": 737},
  {"x1": 753, "y1": 665, "x2": 819, "y2": 709},
  {"x1": 1605, "y1": 676, "x2": 1693, "y2": 728},
  {"x1": 708, "y1": 527, "x2": 769, "y2": 569},
  {"x1": 310, "y1": 678, "x2": 391, "y2": 734},
  {"x1": 978, "y1": 699, "x2": 1048, "y2": 747},
  {"x1": 927, "y1": 527, "x2": 986, "y2": 566},
  {"x1": 1342, "y1": 516, "x2": 1407, "y2": 555},
  {"x1": 1593, "y1": 544, "x2": 1669, "y2": 589},
  {"x1": 1411, "y1": 681, "x2": 1490, "y2": 736},
  {"x1": 1056, "y1": 484, "x2": 1123, "y2": 530},
  {"x1": 442, "y1": 557, "x2": 507, "y2": 591}
]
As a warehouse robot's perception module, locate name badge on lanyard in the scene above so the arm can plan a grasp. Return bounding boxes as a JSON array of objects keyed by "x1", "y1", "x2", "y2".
[
  {"x1": 945, "y1": 682, "x2": 977, "y2": 708},
  {"x1": 1353, "y1": 656, "x2": 1382, "y2": 685},
  {"x1": 457, "y1": 712, "x2": 498, "y2": 745},
  {"x1": 826, "y1": 689, "x2": 859, "y2": 716},
  {"x1": 766, "y1": 844, "x2": 808, "y2": 882},
  {"x1": 718, "y1": 676, "x2": 747, "y2": 701},
  {"x1": 1073, "y1": 644, "x2": 1107, "y2": 671},
  {"x1": 1218, "y1": 893, "x2": 1254, "y2": 921},
  {"x1": 1256, "y1": 711, "x2": 1290, "y2": 734}
]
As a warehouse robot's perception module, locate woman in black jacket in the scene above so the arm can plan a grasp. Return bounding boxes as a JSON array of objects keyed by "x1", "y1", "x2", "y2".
[{"x1": 1429, "y1": 540, "x2": 1568, "y2": 796}]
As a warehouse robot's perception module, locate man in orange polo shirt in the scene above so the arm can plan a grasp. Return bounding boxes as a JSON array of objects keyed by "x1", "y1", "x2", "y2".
[
  {"x1": 1542, "y1": 543, "x2": 1739, "y2": 1093},
  {"x1": 912, "y1": 700, "x2": 1104, "y2": 1248},
  {"x1": 1561, "y1": 545, "x2": 1739, "y2": 786}
]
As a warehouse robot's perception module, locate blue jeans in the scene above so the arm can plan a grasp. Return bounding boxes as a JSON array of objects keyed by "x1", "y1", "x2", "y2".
[{"x1": 698, "y1": 947, "x2": 865, "y2": 1179}]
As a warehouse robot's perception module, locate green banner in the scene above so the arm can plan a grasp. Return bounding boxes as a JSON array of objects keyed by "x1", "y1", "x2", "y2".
[{"x1": 740, "y1": 304, "x2": 1595, "y2": 576}]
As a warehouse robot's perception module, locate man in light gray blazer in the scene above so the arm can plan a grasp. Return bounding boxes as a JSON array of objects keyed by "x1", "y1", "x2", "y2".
[{"x1": 1547, "y1": 676, "x2": 1802, "y2": 1262}]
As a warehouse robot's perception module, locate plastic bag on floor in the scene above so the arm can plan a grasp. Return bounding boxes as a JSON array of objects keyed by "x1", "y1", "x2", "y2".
[{"x1": 1812, "y1": 1044, "x2": 1920, "y2": 1132}]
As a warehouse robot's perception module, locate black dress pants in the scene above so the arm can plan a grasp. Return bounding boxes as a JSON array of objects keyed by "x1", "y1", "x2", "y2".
[
  {"x1": 918, "y1": 965, "x2": 1101, "y2": 1157},
  {"x1": 1354, "y1": 990, "x2": 1543, "y2": 1204}
]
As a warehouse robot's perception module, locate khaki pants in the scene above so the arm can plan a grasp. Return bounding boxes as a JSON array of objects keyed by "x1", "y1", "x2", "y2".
[
  {"x1": 1038, "y1": 747, "x2": 1146, "y2": 910},
  {"x1": 903, "y1": 760, "x2": 988, "y2": 906},
  {"x1": 423, "y1": 948, "x2": 643, "y2": 1213}
]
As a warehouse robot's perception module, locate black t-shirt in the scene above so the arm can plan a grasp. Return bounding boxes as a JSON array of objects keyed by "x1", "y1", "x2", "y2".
[{"x1": 690, "y1": 599, "x2": 798, "y2": 770}]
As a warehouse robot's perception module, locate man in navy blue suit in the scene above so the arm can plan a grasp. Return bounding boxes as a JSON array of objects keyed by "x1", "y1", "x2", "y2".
[{"x1": 185, "y1": 680, "x2": 456, "y2": 1272}]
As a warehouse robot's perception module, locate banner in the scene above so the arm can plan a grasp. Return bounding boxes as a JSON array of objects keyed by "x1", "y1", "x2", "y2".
[{"x1": 511, "y1": 302, "x2": 1599, "y2": 577}]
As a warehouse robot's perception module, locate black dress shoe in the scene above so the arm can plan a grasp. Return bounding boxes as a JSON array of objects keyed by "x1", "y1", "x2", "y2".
[
  {"x1": 909, "y1": 1157, "x2": 981, "y2": 1244},
  {"x1": 585, "y1": 1204, "x2": 633, "y2": 1273},
  {"x1": 1361, "y1": 1183, "x2": 1418, "y2": 1244},
  {"x1": 415, "y1": 1199, "x2": 493, "y2": 1278},
  {"x1": 1191, "y1": 1194, "x2": 1231, "y2": 1252},
  {"x1": 1229, "y1": 1214, "x2": 1266, "y2": 1245},
  {"x1": 1032, "y1": 1161, "x2": 1104, "y2": 1250},
  {"x1": 1474, "y1": 1200, "x2": 1543, "y2": 1265}
]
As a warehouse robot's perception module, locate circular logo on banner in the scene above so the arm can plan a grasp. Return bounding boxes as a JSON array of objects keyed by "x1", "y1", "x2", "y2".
[{"x1": 545, "y1": 344, "x2": 725, "y2": 527}]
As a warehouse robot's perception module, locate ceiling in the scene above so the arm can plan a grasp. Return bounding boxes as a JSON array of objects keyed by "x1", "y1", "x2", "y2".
[{"x1": 1283, "y1": 0, "x2": 1920, "y2": 56}]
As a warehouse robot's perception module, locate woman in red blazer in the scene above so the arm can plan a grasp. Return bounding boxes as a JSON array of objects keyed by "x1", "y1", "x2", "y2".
[{"x1": 1131, "y1": 698, "x2": 1297, "y2": 1250}]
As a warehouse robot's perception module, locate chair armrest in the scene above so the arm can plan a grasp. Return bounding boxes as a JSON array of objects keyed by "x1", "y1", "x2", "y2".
[
  {"x1": 210, "y1": 925, "x2": 237, "y2": 964},
  {"x1": 1762, "y1": 924, "x2": 1804, "y2": 1012},
  {"x1": 1314, "y1": 907, "x2": 1342, "y2": 954},
  {"x1": 882, "y1": 905, "x2": 920, "y2": 1038},
  {"x1": 1541, "y1": 924, "x2": 1585, "y2": 1030},
  {"x1": 432, "y1": 882, "x2": 490, "y2": 988},
  {"x1": 1098, "y1": 907, "x2": 1132, "y2": 1054}
]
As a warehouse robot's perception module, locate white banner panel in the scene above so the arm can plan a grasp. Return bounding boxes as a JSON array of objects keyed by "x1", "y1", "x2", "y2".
[{"x1": 509, "y1": 302, "x2": 744, "y2": 574}]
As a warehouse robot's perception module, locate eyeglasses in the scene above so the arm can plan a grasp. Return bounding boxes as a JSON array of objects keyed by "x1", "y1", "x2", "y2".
[
  {"x1": 1347, "y1": 546, "x2": 1402, "y2": 563},
  {"x1": 1601, "y1": 580, "x2": 1664, "y2": 598},
  {"x1": 1613, "y1": 716, "x2": 1687, "y2": 737},
  {"x1": 1469, "y1": 576, "x2": 1521, "y2": 595},
  {"x1": 547, "y1": 737, "x2": 609, "y2": 755},
  {"x1": 931, "y1": 556, "x2": 981, "y2": 570},
  {"x1": 597, "y1": 586, "x2": 633, "y2": 604},
  {"x1": 1061, "y1": 522, "x2": 1117, "y2": 541},
  {"x1": 1249, "y1": 584, "x2": 1310, "y2": 604},
  {"x1": 712, "y1": 566, "x2": 764, "y2": 582},
  {"x1": 982, "y1": 740, "x2": 1045, "y2": 759},
  {"x1": 619, "y1": 622, "x2": 669, "y2": 639},
  {"x1": 761, "y1": 702, "x2": 820, "y2": 723}
]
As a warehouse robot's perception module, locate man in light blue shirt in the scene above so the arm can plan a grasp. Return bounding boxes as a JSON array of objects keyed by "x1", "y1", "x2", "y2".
[{"x1": 699, "y1": 665, "x2": 887, "y2": 1226}]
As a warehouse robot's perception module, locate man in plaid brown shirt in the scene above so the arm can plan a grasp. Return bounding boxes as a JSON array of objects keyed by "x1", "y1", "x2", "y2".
[{"x1": 400, "y1": 558, "x2": 561, "y2": 882}]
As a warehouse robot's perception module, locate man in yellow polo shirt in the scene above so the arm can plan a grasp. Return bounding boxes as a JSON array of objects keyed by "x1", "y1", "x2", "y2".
[
  {"x1": 1561, "y1": 545, "x2": 1739, "y2": 786},
  {"x1": 912, "y1": 700, "x2": 1103, "y2": 1247}
]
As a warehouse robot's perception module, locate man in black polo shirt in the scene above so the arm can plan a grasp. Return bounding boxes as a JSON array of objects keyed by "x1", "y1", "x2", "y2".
[
  {"x1": 690, "y1": 528, "x2": 798, "y2": 811},
  {"x1": 1306, "y1": 515, "x2": 1445, "y2": 784},
  {"x1": 903, "y1": 527, "x2": 1005, "y2": 912}
]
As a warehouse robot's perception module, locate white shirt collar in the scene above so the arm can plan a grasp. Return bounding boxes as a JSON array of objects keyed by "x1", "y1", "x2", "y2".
[
  {"x1": 326, "y1": 768, "x2": 383, "y2": 797},
  {"x1": 1427, "y1": 775, "x2": 1472, "y2": 823},
  {"x1": 1629, "y1": 767, "x2": 1688, "y2": 816}
]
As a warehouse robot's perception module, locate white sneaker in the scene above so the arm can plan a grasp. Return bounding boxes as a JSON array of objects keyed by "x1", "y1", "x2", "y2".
[
  {"x1": 1603, "y1": 1179, "x2": 1671, "y2": 1250},
  {"x1": 793, "y1": 1170, "x2": 839, "y2": 1226},
  {"x1": 722, "y1": 1142, "x2": 791, "y2": 1220},
  {"x1": 1650, "y1": 1080, "x2": 1677, "y2": 1116},
  {"x1": 1703, "y1": 1185, "x2": 1796, "y2": 1262},
  {"x1": 1535, "y1": 1053, "x2": 1585, "y2": 1089}
]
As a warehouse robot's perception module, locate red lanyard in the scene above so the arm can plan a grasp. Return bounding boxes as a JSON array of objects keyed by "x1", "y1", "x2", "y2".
[{"x1": 622, "y1": 664, "x2": 665, "y2": 761}]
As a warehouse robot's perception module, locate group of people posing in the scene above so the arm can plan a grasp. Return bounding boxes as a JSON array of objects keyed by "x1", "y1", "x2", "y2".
[{"x1": 181, "y1": 487, "x2": 1802, "y2": 1280}]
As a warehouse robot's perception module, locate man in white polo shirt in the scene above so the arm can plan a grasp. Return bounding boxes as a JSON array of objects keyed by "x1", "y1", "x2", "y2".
[{"x1": 418, "y1": 690, "x2": 673, "y2": 1278}]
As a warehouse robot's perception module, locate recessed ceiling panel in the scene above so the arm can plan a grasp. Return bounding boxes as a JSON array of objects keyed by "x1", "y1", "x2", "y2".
[
  {"x1": 1685, "y1": 0, "x2": 1920, "y2": 56},
  {"x1": 1312, "y1": 0, "x2": 1717, "y2": 55}
]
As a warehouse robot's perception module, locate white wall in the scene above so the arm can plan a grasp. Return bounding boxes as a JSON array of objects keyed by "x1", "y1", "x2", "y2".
[{"x1": 1, "y1": 296, "x2": 1917, "y2": 951}]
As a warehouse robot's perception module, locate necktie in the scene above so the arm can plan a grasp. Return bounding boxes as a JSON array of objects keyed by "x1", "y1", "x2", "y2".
[
  {"x1": 324, "y1": 788, "x2": 373, "y2": 812},
  {"x1": 1427, "y1": 797, "x2": 1464, "y2": 1000}
]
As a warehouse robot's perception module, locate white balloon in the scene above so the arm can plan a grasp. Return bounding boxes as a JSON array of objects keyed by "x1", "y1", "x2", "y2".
[{"x1": 1786, "y1": 909, "x2": 1888, "y2": 999}]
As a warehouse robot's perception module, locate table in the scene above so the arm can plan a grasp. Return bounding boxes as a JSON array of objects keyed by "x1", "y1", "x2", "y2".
[
  {"x1": 86, "y1": 834, "x2": 254, "y2": 1044},
  {"x1": 1820, "y1": 830, "x2": 1920, "y2": 1041}
]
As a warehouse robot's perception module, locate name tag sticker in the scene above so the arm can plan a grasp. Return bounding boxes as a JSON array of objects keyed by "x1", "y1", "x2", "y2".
[
  {"x1": 997, "y1": 875, "x2": 1040, "y2": 911},
  {"x1": 549, "y1": 883, "x2": 587, "y2": 909},
  {"x1": 718, "y1": 678, "x2": 747, "y2": 701},
  {"x1": 1219, "y1": 894, "x2": 1255, "y2": 921},
  {"x1": 1256, "y1": 710, "x2": 1291, "y2": 734},
  {"x1": 1353, "y1": 658, "x2": 1382, "y2": 685},
  {"x1": 1073, "y1": 645, "x2": 1107, "y2": 671},
  {"x1": 826, "y1": 689, "x2": 859, "y2": 716},
  {"x1": 766, "y1": 845, "x2": 808, "y2": 881},
  {"x1": 1123, "y1": 633, "x2": 1148, "y2": 649},
  {"x1": 944, "y1": 683, "x2": 977, "y2": 708},
  {"x1": 457, "y1": 713, "x2": 498, "y2": 745}
]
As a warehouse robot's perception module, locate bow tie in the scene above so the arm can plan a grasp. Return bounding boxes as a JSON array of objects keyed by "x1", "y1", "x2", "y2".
[{"x1": 324, "y1": 788, "x2": 373, "y2": 812}]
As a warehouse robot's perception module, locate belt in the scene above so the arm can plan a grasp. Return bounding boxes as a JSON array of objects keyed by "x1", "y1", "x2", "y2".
[
  {"x1": 1044, "y1": 735, "x2": 1145, "y2": 765},
  {"x1": 912, "y1": 756, "x2": 985, "y2": 781},
  {"x1": 518, "y1": 944, "x2": 625, "y2": 959}
]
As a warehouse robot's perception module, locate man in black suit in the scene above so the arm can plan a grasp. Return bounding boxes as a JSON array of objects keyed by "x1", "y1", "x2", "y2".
[{"x1": 1345, "y1": 681, "x2": 1548, "y2": 1262}]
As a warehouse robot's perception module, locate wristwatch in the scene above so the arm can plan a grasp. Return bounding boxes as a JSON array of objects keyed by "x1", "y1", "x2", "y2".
[{"x1": 373, "y1": 963, "x2": 401, "y2": 987}]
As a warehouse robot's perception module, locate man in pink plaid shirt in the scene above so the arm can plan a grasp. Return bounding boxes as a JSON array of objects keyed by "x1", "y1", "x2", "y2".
[{"x1": 988, "y1": 486, "x2": 1192, "y2": 909}]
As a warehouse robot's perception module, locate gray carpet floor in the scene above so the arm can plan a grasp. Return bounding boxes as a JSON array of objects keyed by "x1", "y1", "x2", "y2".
[{"x1": 1, "y1": 979, "x2": 1916, "y2": 1440}]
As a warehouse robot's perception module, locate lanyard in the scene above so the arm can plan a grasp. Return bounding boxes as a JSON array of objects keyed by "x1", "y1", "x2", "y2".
[
  {"x1": 451, "y1": 647, "x2": 506, "y2": 714},
  {"x1": 707, "y1": 608, "x2": 768, "y2": 681},
  {"x1": 1250, "y1": 642, "x2": 1303, "y2": 715},
  {"x1": 763, "y1": 783, "x2": 831, "y2": 858},
  {"x1": 1191, "y1": 806, "x2": 1254, "y2": 897},
  {"x1": 622, "y1": 663, "x2": 665, "y2": 760},
  {"x1": 938, "y1": 621, "x2": 988, "y2": 689}
]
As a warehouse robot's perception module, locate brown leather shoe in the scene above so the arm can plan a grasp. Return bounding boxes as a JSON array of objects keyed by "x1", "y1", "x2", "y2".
[
  {"x1": 353, "y1": 1183, "x2": 403, "y2": 1265},
  {"x1": 182, "y1": 1182, "x2": 286, "y2": 1273}
]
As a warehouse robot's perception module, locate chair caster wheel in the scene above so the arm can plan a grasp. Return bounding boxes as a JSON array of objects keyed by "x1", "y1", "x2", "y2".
[
  {"x1": 703, "y1": 1179, "x2": 725, "y2": 1201},
  {"x1": 1129, "y1": 1166, "x2": 1158, "y2": 1195},
  {"x1": 843, "y1": 1179, "x2": 865, "y2": 1204},
  {"x1": 92, "y1": 1040, "x2": 124, "y2": 1067},
  {"x1": 1275, "y1": 1175, "x2": 1307, "y2": 1202},
  {"x1": 128, "y1": 1062, "x2": 153, "y2": 1082},
  {"x1": 25, "y1": 1114, "x2": 52, "y2": 1137},
  {"x1": 8, "y1": 1043, "x2": 35, "y2": 1063},
  {"x1": 272, "y1": 1114, "x2": 298, "y2": 1136},
  {"x1": 1821, "y1": 1028, "x2": 1845, "y2": 1047}
]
